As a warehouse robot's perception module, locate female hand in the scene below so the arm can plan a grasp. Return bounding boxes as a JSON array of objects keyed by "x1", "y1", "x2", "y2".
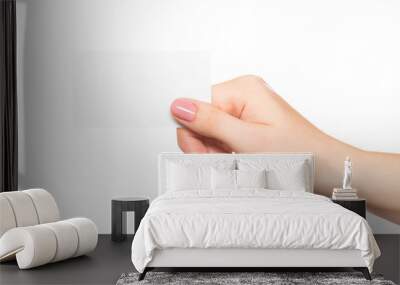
[
  {"x1": 171, "y1": 75, "x2": 326, "y2": 154},
  {"x1": 170, "y1": 75, "x2": 400, "y2": 224}
]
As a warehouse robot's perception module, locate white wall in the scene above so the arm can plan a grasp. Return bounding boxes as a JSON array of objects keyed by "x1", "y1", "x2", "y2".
[{"x1": 16, "y1": 0, "x2": 400, "y2": 233}]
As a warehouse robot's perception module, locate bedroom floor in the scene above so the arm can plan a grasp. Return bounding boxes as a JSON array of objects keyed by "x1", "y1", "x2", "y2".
[{"x1": 0, "y1": 235, "x2": 399, "y2": 285}]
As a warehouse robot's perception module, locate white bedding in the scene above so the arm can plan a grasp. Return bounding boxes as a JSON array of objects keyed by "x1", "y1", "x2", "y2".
[{"x1": 131, "y1": 189, "x2": 380, "y2": 273}]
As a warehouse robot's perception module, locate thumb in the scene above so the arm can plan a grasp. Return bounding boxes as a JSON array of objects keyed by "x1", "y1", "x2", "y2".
[{"x1": 170, "y1": 98, "x2": 253, "y2": 151}]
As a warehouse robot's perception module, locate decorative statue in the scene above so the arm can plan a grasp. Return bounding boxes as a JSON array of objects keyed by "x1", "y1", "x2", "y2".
[{"x1": 342, "y1": 156, "x2": 352, "y2": 190}]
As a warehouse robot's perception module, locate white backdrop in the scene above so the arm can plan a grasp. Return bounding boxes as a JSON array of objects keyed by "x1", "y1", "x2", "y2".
[{"x1": 16, "y1": 0, "x2": 400, "y2": 233}]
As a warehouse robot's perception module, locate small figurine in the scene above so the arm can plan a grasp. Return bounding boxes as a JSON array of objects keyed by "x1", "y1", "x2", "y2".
[{"x1": 342, "y1": 156, "x2": 352, "y2": 190}]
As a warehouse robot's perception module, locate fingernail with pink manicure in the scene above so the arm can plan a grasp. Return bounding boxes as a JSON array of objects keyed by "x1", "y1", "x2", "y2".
[{"x1": 171, "y1": 99, "x2": 197, "y2": 122}]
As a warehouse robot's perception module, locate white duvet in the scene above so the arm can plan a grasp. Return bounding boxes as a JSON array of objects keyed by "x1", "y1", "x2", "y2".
[{"x1": 131, "y1": 189, "x2": 380, "y2": 273}]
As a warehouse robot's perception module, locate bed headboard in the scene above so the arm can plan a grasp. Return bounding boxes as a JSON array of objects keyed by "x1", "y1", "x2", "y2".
[{"x1": 158, "y1": 152, "x2": 314, "y2": 195}]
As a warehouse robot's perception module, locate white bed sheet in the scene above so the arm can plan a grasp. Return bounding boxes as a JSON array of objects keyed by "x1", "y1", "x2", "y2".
[{"x1": 131, "y1": 189, "x2": 380, "y2": 273}]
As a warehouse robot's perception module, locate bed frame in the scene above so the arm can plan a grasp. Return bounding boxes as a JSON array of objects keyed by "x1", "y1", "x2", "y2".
[
  {"x1": 139, "y1": 248, "x2": 371, "y2": 280},
  {"x1": 138, "y1": 153, "x2": 372, "y2": 281}
]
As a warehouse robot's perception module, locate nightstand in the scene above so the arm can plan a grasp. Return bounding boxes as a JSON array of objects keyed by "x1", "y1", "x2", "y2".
[
  {"x1": 332, "y1": 198, "x2": 366, "y2": 219},
  {"x1": 111, "y1": 197, "x2": 150, "y2": 241}
]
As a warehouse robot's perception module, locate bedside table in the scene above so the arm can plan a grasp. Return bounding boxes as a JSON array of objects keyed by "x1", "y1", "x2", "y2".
[
  {"x1": 332, "y1": 198, "x2": 366, "y2": 219},
  {"x1": 111, "y1": 197, "x2": 150, "y2": 242}
]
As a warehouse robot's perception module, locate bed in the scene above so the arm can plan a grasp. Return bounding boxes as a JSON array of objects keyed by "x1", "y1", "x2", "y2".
[{"x1": 131, "y1": 153, "x2": 380, "y2": 280}]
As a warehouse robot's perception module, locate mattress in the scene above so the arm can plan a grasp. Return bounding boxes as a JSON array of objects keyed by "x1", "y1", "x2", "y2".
[{"x1": 131, "y1": 189, "x2": 380, "y2": 273}]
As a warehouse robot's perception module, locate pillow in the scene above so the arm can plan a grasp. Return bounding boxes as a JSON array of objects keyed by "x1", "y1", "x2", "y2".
[
  {"x1": 266, "y1": 162, "x2": 308, "y2": 191},
  {"x1": 236, "y1": 169, "x2": 267, "y2": 189},
  {"x1": 211, "y1": 168, "x2": 236, "y2": 190},
  {"x1": 167, "y1": 163, "x2": 211, "y2": 191},
  {"x1": 237, "y1": 159, "x2": 310, "y2": 192}
]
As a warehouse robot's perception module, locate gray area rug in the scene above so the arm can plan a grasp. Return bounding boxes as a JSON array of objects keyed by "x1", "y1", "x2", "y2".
[{"x1": 116, "y1": 272, "x2": 396, "y2": 285}]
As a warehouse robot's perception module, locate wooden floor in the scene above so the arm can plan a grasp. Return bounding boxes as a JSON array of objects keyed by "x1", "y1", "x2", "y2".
[{"x1": 0, "y1": 234, "x2": 399, "y2": 285}]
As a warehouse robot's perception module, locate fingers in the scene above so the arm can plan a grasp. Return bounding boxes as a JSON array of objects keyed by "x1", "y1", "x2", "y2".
[
  {"x1": 171, "y1": 98, "x2": 254, "y2": 151},
  {"x1": 176, "y1": 128, "x2": 207, "y2": 153},
  {"x1": 211, "y1": 75, "x2": 278, "y2": 124},
  {"x1": 176, "y1": 128, "x2": 230, "y2": 153},
  {"x1": 211, "y1": 79, "x2": 246, "y2": 118}
]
